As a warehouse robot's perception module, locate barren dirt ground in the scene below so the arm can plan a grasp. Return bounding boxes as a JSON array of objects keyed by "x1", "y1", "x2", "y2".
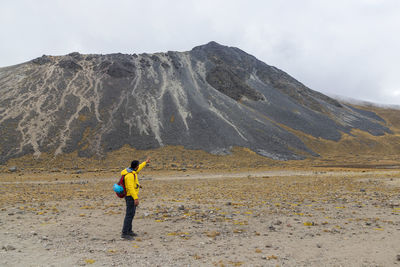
[{"x1": 1, "y1": 168, "x2": 400, "y2": 266}]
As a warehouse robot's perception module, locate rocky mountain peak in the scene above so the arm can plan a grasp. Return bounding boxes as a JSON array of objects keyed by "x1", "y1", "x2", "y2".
[{"x1": 0, "y1": 42, "x2": 390, "y2": 163}]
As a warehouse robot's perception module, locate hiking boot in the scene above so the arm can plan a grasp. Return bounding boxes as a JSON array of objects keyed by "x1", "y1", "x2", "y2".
[
  {"x1": 127, "y1": 231, "x2": 138, "y2": 237},
  {"x1": 121, "y1": 234, "x2": 134, "y2": 240}
]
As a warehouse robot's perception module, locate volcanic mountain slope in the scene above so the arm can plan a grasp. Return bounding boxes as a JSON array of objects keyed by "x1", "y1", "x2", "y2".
[{"x1": 0, "y1": 42, "x2": 391, "y2": 164}]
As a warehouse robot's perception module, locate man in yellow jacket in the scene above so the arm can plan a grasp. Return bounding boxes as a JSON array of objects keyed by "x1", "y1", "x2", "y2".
[{"x1": 121, "y1": 158, "x2": 150, "y2": 240}]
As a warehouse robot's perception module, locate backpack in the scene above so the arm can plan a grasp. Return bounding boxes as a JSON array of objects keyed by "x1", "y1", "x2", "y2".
[{"x1": 113, "y1": 175, "x2": 127, "y2": 198}]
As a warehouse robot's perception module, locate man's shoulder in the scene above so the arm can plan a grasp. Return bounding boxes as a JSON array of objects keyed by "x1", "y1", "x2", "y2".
[{"x1": 124, "y1": 171, "x2": 136, "y2": 178}]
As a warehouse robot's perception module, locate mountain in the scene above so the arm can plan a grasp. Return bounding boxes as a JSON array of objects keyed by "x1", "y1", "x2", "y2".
[{"x1": 0, "y1": 42, "x2": 392, "y2": 164}]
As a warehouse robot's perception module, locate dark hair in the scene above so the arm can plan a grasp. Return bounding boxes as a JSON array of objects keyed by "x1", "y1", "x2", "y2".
[{"x1": 130, "y1": 160, "x2": 139, "y2": 169}]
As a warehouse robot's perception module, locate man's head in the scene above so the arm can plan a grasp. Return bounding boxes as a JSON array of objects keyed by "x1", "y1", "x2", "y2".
[{"x1": 130, "y1": 160, "x2": 139, "y2": 170}]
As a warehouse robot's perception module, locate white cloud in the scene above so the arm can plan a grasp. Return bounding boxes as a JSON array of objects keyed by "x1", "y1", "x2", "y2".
[{"x1": 1, "y1": 0, "x2": 399, "y2": 104}]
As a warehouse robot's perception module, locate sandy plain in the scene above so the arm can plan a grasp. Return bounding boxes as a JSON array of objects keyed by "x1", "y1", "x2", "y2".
[{"x1": 1, "y1": 164, "x2": 400, "y2": 267}]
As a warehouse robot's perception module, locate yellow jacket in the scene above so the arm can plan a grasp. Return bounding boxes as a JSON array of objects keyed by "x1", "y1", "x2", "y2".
[{"x1": 121, "y1": 162, "x2": 147, "y2": 199}]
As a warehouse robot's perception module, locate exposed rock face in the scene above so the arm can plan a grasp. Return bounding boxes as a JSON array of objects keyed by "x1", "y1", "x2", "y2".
[{"x1": 0, "y1": 42, "x2": 390, "y2": 163}]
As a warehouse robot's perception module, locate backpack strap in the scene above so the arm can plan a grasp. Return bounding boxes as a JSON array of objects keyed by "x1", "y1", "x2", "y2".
[{"x1": 133, "y1": 173, "x2": 139, "y2": 189}]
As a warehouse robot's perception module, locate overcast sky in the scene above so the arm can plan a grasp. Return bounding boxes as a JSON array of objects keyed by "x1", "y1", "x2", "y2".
[{"x1": 1, "y1": 0, "x2": 399, "y2": 105}]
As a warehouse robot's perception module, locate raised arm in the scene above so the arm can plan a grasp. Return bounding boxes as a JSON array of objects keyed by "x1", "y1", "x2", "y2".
[{"x1": 136, "y1": 158, "x2": 150, "y2": 173}]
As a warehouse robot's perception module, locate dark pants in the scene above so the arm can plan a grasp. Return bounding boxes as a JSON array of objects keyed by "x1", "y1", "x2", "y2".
[{"x1": 122, "y1": 196, "x2": 136, "y2": 234}]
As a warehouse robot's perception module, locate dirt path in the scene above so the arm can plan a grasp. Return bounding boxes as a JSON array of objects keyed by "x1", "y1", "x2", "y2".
[{"x1": 1, "y1": 169, "x2": 399, "y2": 184}]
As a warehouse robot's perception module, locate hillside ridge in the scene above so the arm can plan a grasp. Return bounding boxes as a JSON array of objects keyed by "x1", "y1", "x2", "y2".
[{"x1": 0, "y1": 42, "x2": 392, "y2": 164}]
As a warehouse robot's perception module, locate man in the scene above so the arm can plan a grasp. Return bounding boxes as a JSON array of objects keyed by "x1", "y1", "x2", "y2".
[{"x1": 121, "y1": 158, "x2": 150, "y2": 240}]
